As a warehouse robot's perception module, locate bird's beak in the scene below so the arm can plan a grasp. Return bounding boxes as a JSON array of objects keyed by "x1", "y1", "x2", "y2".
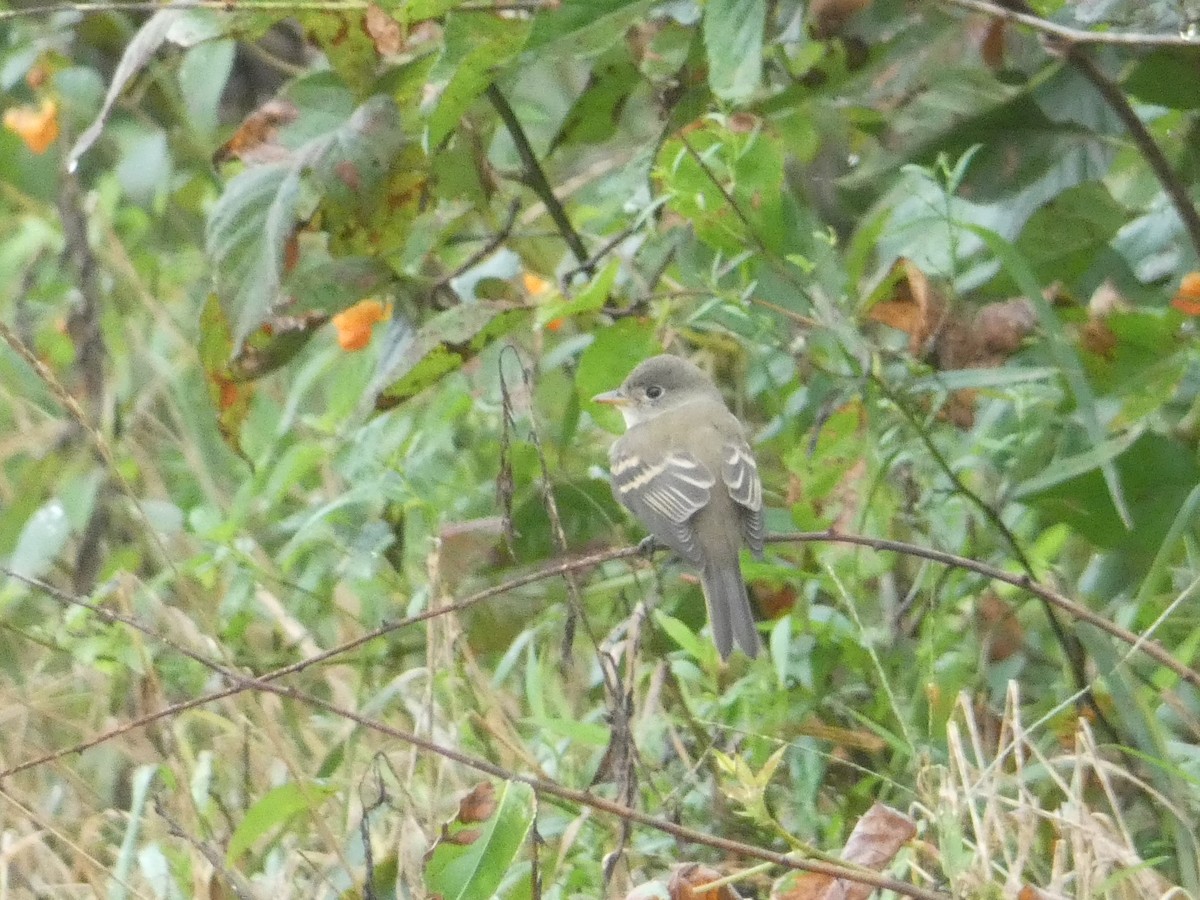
[{"x1": 592, "y1": 389, "x2": 629, "y2": 407}]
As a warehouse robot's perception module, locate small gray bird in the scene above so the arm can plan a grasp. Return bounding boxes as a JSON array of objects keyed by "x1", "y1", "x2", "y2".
[{"x1": 593, "y1": 354, "x2": 764, "y2": 659}]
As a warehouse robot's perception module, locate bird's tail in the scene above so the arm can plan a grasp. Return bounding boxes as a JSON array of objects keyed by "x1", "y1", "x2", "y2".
[{"x1": 700, "y1": 562, "x2": 760, "y2": 660}]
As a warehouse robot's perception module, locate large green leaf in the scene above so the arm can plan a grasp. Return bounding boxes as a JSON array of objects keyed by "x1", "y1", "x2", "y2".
[
  {"x1": 1125, "y1": 49, "x2": 1200, "y2": 110},
  {"x1": 372, "y1": 303, "x2": 529, "y2": 409},
  {"x1": 205, "y1": 94, "x2": 407, "y2": 349},
  {"x1": 524, "y1": 0, "x2": 652, "y2": 58},
  {"x1": 424, "y1": 781, "x2": 535, "y2": 900},
  {"x1": 704, "y1": 0, "x2": 764, "y2": 102},
  {"x1": 226, "y1": 780, "x2": 338, "y2": 864},
  {"x1": 425, "y1": 14, "x2": 532, "y2": 147},
  {"x1": 1017, "y1": 431, "x2": 1198, "y2": 558}
]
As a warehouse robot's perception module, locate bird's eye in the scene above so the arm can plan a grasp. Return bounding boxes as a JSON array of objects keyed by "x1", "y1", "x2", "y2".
[{"x1": 645, "y1": 385, "x2": 663, "y2": 400}]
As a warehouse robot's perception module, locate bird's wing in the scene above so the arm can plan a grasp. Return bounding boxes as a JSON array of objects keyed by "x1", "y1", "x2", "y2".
[
  {"x1": 610, "y1": 448, "x2": 714, "y2": 564},
  {"x1": 722, "y1": 436, "x2": 765, "y2": 556}
]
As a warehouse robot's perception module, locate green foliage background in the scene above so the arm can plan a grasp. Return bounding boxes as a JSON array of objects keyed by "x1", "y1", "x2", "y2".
[{"x1": 2, "y1": 0, "x2": 1200, "y2": 896}]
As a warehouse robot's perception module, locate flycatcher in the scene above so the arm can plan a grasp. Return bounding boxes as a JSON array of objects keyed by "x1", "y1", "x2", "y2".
[{"x1": 594, "y1": 354, "x2": 764, "y2": 659}]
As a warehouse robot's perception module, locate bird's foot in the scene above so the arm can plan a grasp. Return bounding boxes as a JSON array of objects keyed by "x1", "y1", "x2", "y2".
[{"x1": 636, "y1": 535, "x2": 661, "y2": 557}]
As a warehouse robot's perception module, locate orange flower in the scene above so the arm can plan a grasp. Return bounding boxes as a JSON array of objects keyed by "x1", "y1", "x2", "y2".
[
  {"x1": 1172, "y1": 272, "x2": 1200, "y2": 316},
  {"x1": 4, "y1": 98, "x2": 59, "y2": 154},
  {"x1": 332, "y1": 299, "x2": 390, "y2": 351}
]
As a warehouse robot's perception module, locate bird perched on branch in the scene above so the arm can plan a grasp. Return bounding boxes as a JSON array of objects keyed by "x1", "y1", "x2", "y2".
[{"x1": 594, "y1": 354, "x2": 764, "y2": 659}]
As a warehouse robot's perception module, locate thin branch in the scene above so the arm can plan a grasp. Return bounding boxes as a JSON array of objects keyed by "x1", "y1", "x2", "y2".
[
  {"x1": 486, "y1": 84, "x2": 591, "y2": 269},
  {"x1": 935, "y1": 0, "x2": 1200, "y2": 48},
  {"x1": 1065, "y1": 49, "x2": 1200, "y2": 260},
  {"x1": 936, "y1": 0, "x2": 1200, "y2": 259},
  {"x1": 1, "y1": 565, "x2": 942, "y2": 899},
  {"x1": 0, "y1": 0, "x2": 368, "y2": 19},
  {"x1": 771, "y1": 531, "x2": 1200, "y2": 692},
  {"x1": 6, "y1": 524, "x2": 1198, "y2": 781}
]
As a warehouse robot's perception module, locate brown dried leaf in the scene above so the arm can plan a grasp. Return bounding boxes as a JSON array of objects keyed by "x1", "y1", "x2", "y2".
[
  {"x1": 667, "y1": 863, "x2": 741, "y2": 899},
  {"x1": 213, "y1": 98, "x2": 299, "y2": 165},
  {"x1": 456, "y1": 782, "x2": 496, "y2": 824},
  {"x1": 869, "y1": 260, "x2": 1035, "y2": 427},
  {"x1": 776, "y1": 803, "x2": 915, "y2": 900},
  {"x1": 809, "y1": 0, "x2": 872, "y2": 38},
  {"x1": 979, "y1": 17, "x2": 1006, "y2": 69},
  {"x1": 363, "y1": 2, "x2": 402, "y2": 56},
  {"x1": 444, "y1": 827, "x2": 482, "y2": 846}
]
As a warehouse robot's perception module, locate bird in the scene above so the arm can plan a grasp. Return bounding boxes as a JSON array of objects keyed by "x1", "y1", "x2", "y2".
[{"x1": 593, "y1": 354, "x2": 764, "y2": 659}]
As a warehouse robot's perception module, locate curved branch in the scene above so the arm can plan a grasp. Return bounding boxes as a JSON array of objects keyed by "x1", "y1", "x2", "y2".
[
  {"x1": 936, "y1": 0, "x2": 1200, "y2": 259},
  {"x1": 6, "y1": 525, "x2": 1198, "y2": 785},
  {"x1": 770, "y1": 530, "x2": 1200, "y2": 691},
  {"x1": 936, "y1": 0, "x2": 1200, "y2": 48},
  {"x1": 2, "y1": 564, "x2": 942, "y2": 898}
]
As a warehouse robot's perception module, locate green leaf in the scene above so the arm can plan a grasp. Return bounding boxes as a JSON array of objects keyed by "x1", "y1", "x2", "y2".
[
  {"x1": 1006, "y1": 181, "x2": 1126, "y2": 287},
  {"x1": 534, "y1": 258, "x2": 618, "y2": 328},
  {"x1": 1018, "y1": 432, "x2": 1198, "y2": 554},
  {"x1": 524, "y1": 0, "x2": 652, "y2": 58},
  {"x1": 226, "y1": 780, "x2": 337, "y2": 864},
  {"x1": 424, "y1": 781, "x2": 535, "y2": 900},
  {"x1": 205, "y1": 95, "x2": 407, "y2": 349},
  {"x1": 372, "y1": 304, "x2": 529, "y2": 409},
  {"x1": 704, "y1": 0, "x2": 764, "y2": 102},
  {"x1": 425, "y1": 14, "x2": 532, "y2": 147},
  {"x1": 178, "y1": 39, "x2": 236, "y2": 138},
  {"x1": 909, "y1": 366, "x2": 1058, "y2": 392},
  {"x1": 531, "y1": 716, "x2": 610, "y2": 746},
  {"x1": 108, "y1": 765, "x2": 158, "y2": 900},
  {"x1": 653, "y1": 609, "x2": 709, "y2": 660},
  {"x1": 968, "y1": 224, "x2": 1132, "y2": 527},
  {"x1": 68, "y1": 8, "x2": 185, "y2": 168},
  {"x1": 548, "y1": 48, "x2": 641, "y2": 151},
  {"x1": 1125, "y1": 50, "x2": 1200, "y2": 110},
  {"x1": 576, "y1": 318, "x2": 659, "y2": 431},
  {"x1": 9, "y1": 500, "x2": 70, "y2": 580},
  {"x1": 1013, "y1": 428, "x2": 1142, "y2": 500}
]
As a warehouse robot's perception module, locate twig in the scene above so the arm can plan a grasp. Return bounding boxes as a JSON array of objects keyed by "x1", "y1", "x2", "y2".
[
  {"x1": 441, "y1": 198, "x2": 522, "y2": 286},
  {"x1": 869, "y1": 373, "x2": 1094, "y2": 704},
  {"x1": 935, "y1": 0, "x2": 1200, "y2": 48},
  {"x1": 1065, "y1": 50, "x2": 1200, "y2": 260},
  {"x1": 936, "y1": 0, "x2": 1200, "y2": 259},
  {"x1": 0, "y1": 0, "x2": 368, "y2": 19},
  {"x1": 486, "y1": 84, "x2": 591, "y2": 269},
  {"x1": 0, "y1": 566, "x2": 942, "y2": 899},
  {"x1": 769, "y1": 531, "x2": 1200, "y2": 691}
]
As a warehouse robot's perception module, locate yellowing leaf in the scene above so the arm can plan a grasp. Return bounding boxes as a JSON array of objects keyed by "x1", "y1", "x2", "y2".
[
  {"x1": 4, "y1": 98, "x2": 59, "y2": 153},
  {"x1": 332, "y1": 298, "x2": 390, "y2": 351}
]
